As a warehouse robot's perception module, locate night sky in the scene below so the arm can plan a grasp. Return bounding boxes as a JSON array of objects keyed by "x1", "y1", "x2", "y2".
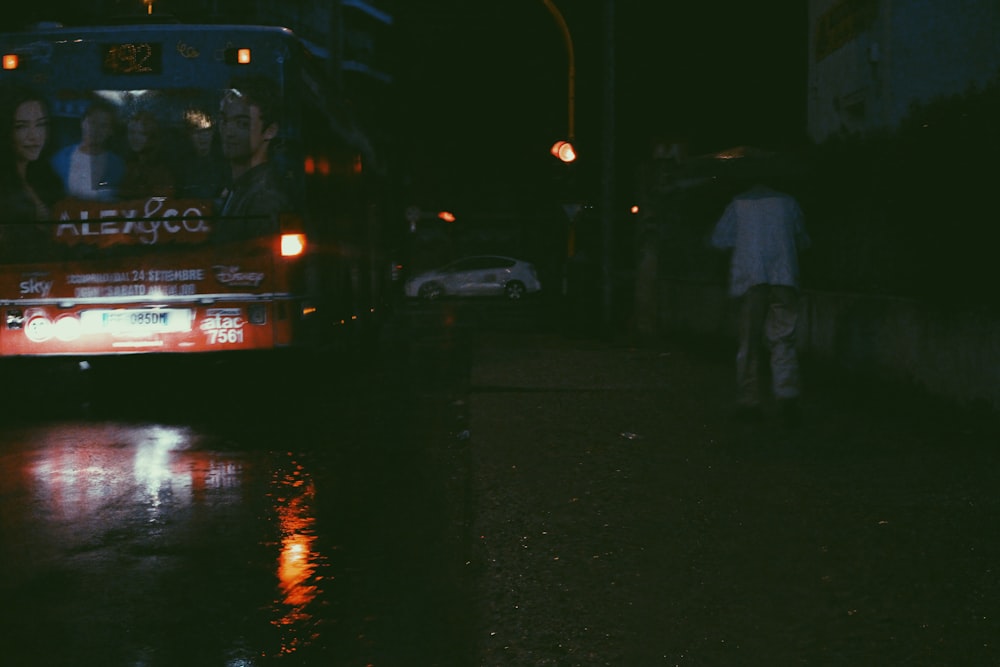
[{"x1": 390, "y1": 1, "x2": 808, "y2": 209}]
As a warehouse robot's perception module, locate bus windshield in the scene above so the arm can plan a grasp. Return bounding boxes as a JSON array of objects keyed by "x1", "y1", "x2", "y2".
[
  {"x1": 1, "y1": 25, "x2": 312, "y2": 221},
  {"x1": 41, "y1": 80, "x2": 300, "y2": 225},
  {"x1": 47, "y1": 86, "x2": 236, "y2": 205}
]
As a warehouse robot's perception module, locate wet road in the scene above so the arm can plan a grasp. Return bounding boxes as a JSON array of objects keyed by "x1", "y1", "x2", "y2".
[
  {"x1": 6, "y1": 293, "x2": 999, "y2": 666},
  {"x1": 460, "y1": 312, "x2": 1000, "y2": 665},
  {"x1": 0, "y1": 298, "x2": 499, "y2": 667}
]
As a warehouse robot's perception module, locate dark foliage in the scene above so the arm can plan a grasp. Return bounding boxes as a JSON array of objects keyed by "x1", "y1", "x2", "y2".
[
  {"x1": 798, "y1": 71, "x2": 1000, "y2": 308},
  {"x1": 645, "y1": 72, "x2": 1000, "y2": 311}
]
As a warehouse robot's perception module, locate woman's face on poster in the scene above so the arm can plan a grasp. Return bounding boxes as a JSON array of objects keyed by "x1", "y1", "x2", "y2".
[{"x1": 13, "y1": 99, "x2": 48, "y2": 164}]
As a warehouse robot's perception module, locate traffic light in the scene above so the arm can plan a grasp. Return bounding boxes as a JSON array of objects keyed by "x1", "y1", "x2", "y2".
[{"x1": 550, "y1": 140, "x2": 577, "y2": 163}]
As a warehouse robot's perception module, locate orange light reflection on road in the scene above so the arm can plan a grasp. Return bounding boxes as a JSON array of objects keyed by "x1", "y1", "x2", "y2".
[
  {"x1": 270, "y1": 458, "x2": 325, "y2": 657},
  {"x1": 279, "y1": 531, "x2": 318, "y2": 608}
]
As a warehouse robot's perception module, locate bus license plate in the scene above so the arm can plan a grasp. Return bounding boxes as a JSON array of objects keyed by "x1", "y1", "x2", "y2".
[{"x1": 81, "y1": 309, "x2": 193, "y2": 334}]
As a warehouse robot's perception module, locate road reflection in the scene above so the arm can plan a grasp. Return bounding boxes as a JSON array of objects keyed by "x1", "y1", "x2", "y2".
[
  {"x1": 0, "y1": 315, "x2": 473, "y2": 665},
  {"x1": 0, "y1": 420, "x2": 328, "y2": 664},
  {"x1": 21, "y1": 424, "x2": 197, "y2": 525},
  {"x1": 271, "y1": 454, "x2": 326, "y2": 658}
]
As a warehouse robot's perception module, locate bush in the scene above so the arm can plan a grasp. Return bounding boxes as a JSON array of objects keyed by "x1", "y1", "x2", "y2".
[{"x1": 790, "y1": 72, "x2": 999, "y2": 306}]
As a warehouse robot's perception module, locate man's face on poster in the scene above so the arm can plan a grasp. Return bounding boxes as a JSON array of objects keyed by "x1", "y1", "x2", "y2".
[{"x1": 219, "y1": 92, "x2": 273, "y2": 164}]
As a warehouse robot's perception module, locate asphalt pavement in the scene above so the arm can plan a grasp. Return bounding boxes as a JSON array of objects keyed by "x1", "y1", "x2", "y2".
[{"x1": 461, "y1": 328, "x2": 1000, "y2": 666}]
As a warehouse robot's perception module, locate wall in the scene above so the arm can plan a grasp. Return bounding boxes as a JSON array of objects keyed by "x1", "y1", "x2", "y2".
[
  {"x1": 807, "y1": 0, "x2": 1000, "y2": 143},
  {"x1": 657, "y1": 279, "x2": 1000, "y2": 413}
]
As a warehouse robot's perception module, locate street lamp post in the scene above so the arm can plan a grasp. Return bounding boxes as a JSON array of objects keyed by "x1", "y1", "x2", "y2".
[
  {"x1": 540, "y1": 0, "x2": 579, "y2": 307},
  {"x1": 542, "y1": 0, "x2": 576, "y2": 159},
  {"x1": 542, "y1": 0, "x2": 616, "y2": 335},
  {"x1": 599, "y1": 0, "x2": 615, "y2": 336}
]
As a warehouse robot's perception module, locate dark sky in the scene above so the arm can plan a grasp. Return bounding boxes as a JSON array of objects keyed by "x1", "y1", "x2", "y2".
[{"x1": 391, "y1": 1, "x2": 808, "y2": 207}]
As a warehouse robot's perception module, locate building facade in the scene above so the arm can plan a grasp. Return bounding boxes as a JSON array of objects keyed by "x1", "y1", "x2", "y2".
[{"x1": 808, "y1": 0, "x2": 1000, "y2": 142}]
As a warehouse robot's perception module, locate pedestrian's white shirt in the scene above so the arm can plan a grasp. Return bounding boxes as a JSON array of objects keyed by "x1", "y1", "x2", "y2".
[{"x1": 710, "y1": 186, "x2": 810, "y2": 297}]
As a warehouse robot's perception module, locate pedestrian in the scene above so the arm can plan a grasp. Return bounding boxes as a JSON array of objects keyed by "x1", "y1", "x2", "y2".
[{"x1": 710, "y1": 178, "x2": 811, "y2": 424}]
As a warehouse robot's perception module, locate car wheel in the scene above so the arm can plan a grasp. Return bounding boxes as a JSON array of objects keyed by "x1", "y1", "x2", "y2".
[
  {"x1": 504, "y1": 281, "x2": 526, "y2": 300},
  {"x1": 419, "y1": 282, "x2": 444, "y2": 300}
]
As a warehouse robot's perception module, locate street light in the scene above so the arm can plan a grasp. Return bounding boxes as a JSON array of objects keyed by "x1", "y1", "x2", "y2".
[
  {"x1": 550, "y1": 140, "x2": 576, "y2": 163},
  {"x1": 542, "y1": 0, "x2": 576, "y2": 159}
]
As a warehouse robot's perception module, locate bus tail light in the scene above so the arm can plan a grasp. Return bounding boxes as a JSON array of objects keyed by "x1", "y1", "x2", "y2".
[
  {"x1": 278, "y1": 212, "x2": 305, "y2": 257},
  {"x1": 281, "y1": 233, "x2": 306, "y2": 257},
  {"x1": 2, "y1": 54, "x2": 18, "y2": 70}
]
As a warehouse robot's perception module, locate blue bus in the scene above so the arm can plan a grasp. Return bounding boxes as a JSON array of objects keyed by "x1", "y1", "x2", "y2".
[{"x1": 0, "y1": 19, "x2": 388, "y2": 357}]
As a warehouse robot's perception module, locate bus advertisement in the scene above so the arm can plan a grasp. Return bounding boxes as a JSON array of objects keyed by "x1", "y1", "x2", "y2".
[{"x1": 0, "y1": 20, "x2": 387, "y2": 358}]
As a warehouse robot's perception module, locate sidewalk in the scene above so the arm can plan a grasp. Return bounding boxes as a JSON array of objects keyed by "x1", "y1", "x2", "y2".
[{"x1": 463, "y1": 331, "x2": 1000, "y2": 666}]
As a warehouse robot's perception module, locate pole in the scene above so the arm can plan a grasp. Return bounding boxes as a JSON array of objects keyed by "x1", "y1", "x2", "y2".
[
  {"x1": 541, "y1": 0, "x2": 576, "y2": 142},
  {"x1": 600, "y1": 0, "x2": 615, "y2": 336}
]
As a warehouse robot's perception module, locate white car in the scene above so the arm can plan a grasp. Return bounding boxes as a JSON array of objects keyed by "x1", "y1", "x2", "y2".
[{"x1": 403, "y1": 255, "x2": 542, "y2": 300}]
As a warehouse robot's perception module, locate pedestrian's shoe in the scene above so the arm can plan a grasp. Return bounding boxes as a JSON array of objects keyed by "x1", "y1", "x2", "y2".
[{"x1": 779, "y1": 397, "x2": 801, "y2": 427}]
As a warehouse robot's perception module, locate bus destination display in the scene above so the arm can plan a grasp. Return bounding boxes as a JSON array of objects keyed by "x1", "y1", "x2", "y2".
[{"x1": 101, "y1": 42, "x2": 162, "y2": 75}]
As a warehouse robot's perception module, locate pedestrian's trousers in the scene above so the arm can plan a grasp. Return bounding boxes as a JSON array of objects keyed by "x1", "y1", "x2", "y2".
[{"x1": 736, "y1": 284, "x2": 801, "y2": 406}]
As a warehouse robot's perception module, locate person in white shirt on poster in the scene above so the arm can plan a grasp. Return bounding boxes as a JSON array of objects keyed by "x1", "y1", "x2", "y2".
[{"x1": 50, "y1": 98, "x2": 125, "y2": 202}]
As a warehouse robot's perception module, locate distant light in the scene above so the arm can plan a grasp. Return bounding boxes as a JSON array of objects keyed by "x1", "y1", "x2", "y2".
[
  {"x1": 438, "y1": 211, "x2": 456, "y2": 223},
  {"x1": 630, "y1": 205, "x2": 639, "y2": 214},
  {"x1": 2, "y1": 54, "x2": 18, "y2": 70},
  {"x1": 550, "y1": 140, "x2": 576, "y2": 163},
  {"x1": 237, "y1": 48, "x2": 251, "y2": 64}
]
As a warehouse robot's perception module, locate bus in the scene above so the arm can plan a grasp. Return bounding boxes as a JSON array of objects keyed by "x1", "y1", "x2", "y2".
[{"x1": 0, "y1": 19, "x2": 388, "y2": 361}]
